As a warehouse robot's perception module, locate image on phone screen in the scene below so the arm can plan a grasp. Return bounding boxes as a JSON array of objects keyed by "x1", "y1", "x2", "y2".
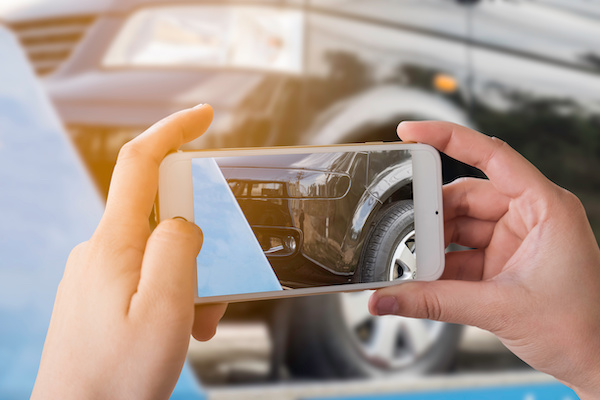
[{"x1": 192, "y1": 150, "x2": 414, "y2": 298}]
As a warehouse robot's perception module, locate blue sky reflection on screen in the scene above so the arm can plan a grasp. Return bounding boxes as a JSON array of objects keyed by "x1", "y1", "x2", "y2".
[{"x1": 192, "y1": 158, "x2": 282, "y2": 297}]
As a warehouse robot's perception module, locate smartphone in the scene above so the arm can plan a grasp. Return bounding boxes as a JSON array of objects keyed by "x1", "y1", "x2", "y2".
[{"x1": 157, "y1": 142, "x2": 444, "y2": 304}]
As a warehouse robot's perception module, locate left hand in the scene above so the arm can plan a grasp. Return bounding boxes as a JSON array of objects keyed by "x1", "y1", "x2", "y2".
[{"x1": 31, "y1": 104, "x2": 227, "y2": 400}]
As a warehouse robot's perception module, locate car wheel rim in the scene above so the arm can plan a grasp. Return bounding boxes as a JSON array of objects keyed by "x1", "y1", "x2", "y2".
[
  {"x1": 340, "y1": 290, "x2": 445, "y2": 370},
  {"x1": 341, "y1": 227, "x2": 441, "y2": 370},
  {"x1": 389, "y1": 229, "x2": 415, "y2": 281}
]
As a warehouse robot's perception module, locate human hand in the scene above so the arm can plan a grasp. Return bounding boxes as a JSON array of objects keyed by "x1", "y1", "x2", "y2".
[
  {"x1": 369, "y1": 121, "x2": 600, "y2": 398},
  {"x1": 31, "y1": 104, "x2": 227, "y2": 400}
]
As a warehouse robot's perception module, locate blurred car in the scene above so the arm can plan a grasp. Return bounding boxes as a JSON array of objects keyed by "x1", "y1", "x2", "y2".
[
  {"x1": 4, "y1": 0, "x2": 600, "y2": 380},
  {"x1": 218, "y1": 150, "x2": 415, "y2": 288}
]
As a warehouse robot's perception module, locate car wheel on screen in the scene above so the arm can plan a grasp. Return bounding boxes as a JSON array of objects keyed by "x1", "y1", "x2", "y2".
[
  {"x1": 285, "y1": 200, "x2": 463, "y2": 378},
  {"x1": 359, "y1": 200, "x2": 416, "y2": 283}
]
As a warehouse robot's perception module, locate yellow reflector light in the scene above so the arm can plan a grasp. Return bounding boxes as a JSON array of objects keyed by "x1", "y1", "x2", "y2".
[{"x1": 433, "y1": 73, "x2": 458, "y2": 93}]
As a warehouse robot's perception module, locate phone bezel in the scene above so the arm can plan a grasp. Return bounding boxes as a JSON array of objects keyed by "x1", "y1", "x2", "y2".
[{"x1": 157, "y1": 142, "x2": 444, "y2": 304}]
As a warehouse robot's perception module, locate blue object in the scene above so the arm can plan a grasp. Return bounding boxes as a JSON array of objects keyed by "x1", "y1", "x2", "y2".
[
  {"x1": 192, "y1": 158, "x2": 282, "y2": 298},
  {"x1": 0, "y1": 25, "x2": 205, "y2": 399},
  {"x1": 307, "y1": 382, "x2": 578, "y2": 400}
]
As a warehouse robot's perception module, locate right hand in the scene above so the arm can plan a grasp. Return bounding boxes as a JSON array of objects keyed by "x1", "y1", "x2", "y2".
[{"x1": 369, "y1": 121, "x2": 600, "y2": 399}]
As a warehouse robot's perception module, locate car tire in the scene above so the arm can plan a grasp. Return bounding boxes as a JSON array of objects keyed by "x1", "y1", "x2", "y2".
[
  {"x1": 359, "y1": 200, "x2": 415, "y2": 283},
  {"x1": 285, "y1": 293, "x2": 462, "y2": 378},
  {"x1": 285, "y1": 200, "x2": 463, "y2": 378}
]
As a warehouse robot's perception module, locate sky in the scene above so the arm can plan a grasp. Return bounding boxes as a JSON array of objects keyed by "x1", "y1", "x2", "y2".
[{"x1": 192, "y1": 157, "x2": 282, "y2": 298}]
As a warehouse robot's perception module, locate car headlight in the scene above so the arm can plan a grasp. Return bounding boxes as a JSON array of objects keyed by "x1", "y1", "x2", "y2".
[{"x1": 103, "y1": 5, "x2": 304, "y2": 74}]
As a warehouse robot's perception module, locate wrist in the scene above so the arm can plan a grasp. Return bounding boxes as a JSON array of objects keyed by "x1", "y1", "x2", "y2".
[
  {"x1": 567, "y1": 360, "x2": 600, "y2": 400},
  {"x1": 573, "y1": 386, "x2": 600, "y2": 400}
]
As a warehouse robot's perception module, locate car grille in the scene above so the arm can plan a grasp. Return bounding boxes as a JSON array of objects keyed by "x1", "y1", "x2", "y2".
[{"x1": 9, "y1": 15, "x2": 96, "y2": 76}]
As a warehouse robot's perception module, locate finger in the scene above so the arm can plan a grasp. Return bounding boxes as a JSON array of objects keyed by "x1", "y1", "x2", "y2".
[
  {"x1": 445, "y1": 216, "x2": 496, "y2": 248},
  {"x1": 443, "y1": 177, "x2": 510, "y2": 221},
  {"x1": 97, "y1": 104, "x2": 213, "y2": 248},
  {"x1": 192, "y1": 303, "x2": 228, "y2": 341},
  {"x1": 369, "y1": 280, "x2": 507, "y2": 331},
  {"x1": 129, "y1": 218, "x2": 203, "y2": 319},
  {"x1": 441, "y1": 249, "x2": 485, "y2": 281},
  {"x1": 397, "y1": 121, "x2": 548, "y2": 198},
  {"x1": 482, "y1": 218, "x2": 527, "y2": 279}
]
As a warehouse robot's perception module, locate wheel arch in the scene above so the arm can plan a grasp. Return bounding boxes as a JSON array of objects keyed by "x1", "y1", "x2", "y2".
[
  {"x1": 305, "y1": 85, "x2": 472, "y2": 146},
  {"x1": 337, "y1": 162, "x2": 414, "y2": 274},
  {"x1": 305, "y1": 85, "x2": 484, "y2": 183}
]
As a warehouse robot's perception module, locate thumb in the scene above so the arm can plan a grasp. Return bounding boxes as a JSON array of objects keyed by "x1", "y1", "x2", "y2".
[
  {"x1": 131, "y1": 217, "x2": 202, "y2": 319},
  {"x1": 369, "y1": 280, "x2": 504, "y2": 331}
]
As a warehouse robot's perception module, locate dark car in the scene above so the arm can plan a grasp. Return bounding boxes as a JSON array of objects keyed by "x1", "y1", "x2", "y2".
[
  {"x1": 6, "y1": 0, "x2": 600, "y2": 380},
  {"x1": 217, "y1": 150, "x2": 415, "y2": 288}
]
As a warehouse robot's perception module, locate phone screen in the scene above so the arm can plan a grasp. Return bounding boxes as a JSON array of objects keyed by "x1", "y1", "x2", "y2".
[{"x1": 191, "y1": 150, "x2": 414, "y2": 298}]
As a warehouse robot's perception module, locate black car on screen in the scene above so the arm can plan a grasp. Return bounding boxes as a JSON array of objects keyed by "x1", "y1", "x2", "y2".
[{"x1": 217, "y1": 150, "x2": 415, "y2": 289}]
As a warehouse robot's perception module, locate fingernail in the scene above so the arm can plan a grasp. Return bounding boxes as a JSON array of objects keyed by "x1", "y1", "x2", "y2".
[
  {"x1": 375, "y1": 296, "x2": 399, "y2": 315},
  {"x1": 193, "y1": 103, "x2": 206, "y2": 109},
  {"x1": 173, "y1": 216, "x2": 202, "y2": 237},
  {"x1": 397, "y1": 121, "x2": 413, "y2": 133}
]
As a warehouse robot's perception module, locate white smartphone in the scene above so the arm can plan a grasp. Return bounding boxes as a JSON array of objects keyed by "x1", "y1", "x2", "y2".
[{"x1": 157, "y1": 142, "x2": 444, "y2": 304}]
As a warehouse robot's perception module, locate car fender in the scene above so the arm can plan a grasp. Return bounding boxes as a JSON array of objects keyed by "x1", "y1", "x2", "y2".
[
  {"x1": 306, "y1": 85, "x2": 472, "y2": 145},
  {"x1": 337, "y1": 159, "x2": 413, "y2": 272}
]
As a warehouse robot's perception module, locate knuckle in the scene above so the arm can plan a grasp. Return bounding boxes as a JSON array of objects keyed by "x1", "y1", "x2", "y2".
[
  {"x1": 62, "y1": 241, "x2": 93, "y2": 285},
  {"x1": 543, "y1": 185, "x2": 585, "y2": 221},
  {"x1": 490, "y1": 136, "x2": 506, "y2": 145},
  {"x1": 479, "y1": 300, "x2": 515, "y2": 334},
  {"x1": 116, "y1": 140, "x2": 159, "y2": 167},
  {"x1": 480, "y1": 137, "x2": 505, "y2": 170},
  {"x1": 445, "y1": 176, "x2": 469, "y2": 194},
  {"x1": 64, "y1": 241, "x2": 89, "y2": 272},
  {"x1": 116, "y1": 140, "x2": 143, "y2": 162},
  {"x1": 89, "y1": 231, "x2": 146, "y2": 266},
  {"x1": 91, "y1": 222, "x2": 145, "y2": 251},
  {"x1": 560, "y1": 188, "x2": 584, "y2": 212},
  {"x1": 68, "y1": 241, "x2": 89, "y2": 259},
  {"x1": 418, "y1": 291, "x2": 443, "y2": 321},
  {"x1": 453, "y1": 176, "x2": 471, "y2": 186}
]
